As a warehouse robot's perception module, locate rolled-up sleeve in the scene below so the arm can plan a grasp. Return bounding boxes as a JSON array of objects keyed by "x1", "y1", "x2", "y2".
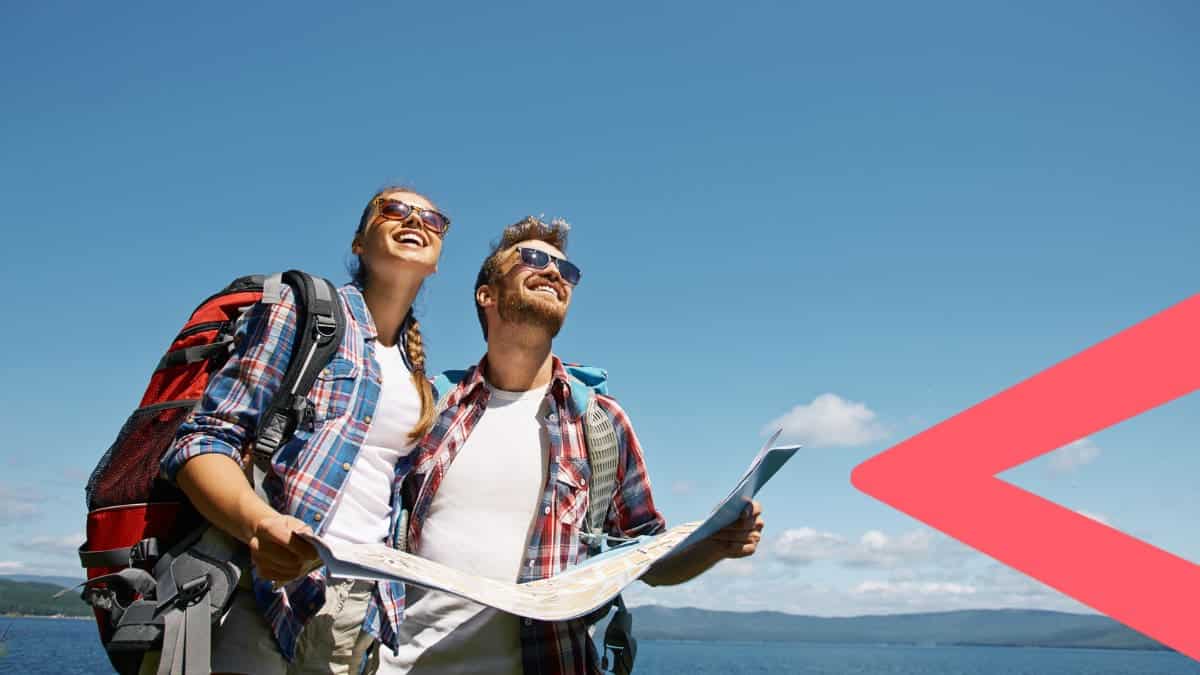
[
  {"x1": 160, "y1": 286, "x2": 299, "y2": 483},
  {"x1": 597, "y1": 396, "x2": 668, "y2": 539}
]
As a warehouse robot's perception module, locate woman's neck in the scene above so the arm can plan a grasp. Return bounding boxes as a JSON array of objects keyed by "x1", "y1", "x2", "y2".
[{"x1": 362, "y1": 279, "x2": 421, "y2": 347}]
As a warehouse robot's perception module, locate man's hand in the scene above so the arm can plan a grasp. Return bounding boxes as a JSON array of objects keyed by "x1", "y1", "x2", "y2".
[
  {"x1": 642, "y1": 500, "x2": 766, "y2": 586},
  {"x1": 250, "y1": 515, "x2": 321, "y2": 584},
  {"x1": 707, "y1": 500, "x2": 765, "y2": 559}
]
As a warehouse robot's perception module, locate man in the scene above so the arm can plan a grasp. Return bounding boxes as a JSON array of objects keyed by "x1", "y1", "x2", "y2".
[{"x1": 382, "y1": 216, "x2": 765, "y2": 674}]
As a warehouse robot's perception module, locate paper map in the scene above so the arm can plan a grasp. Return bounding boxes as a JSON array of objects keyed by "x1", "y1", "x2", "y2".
[{"x1": 302, "y1": 433, "x2": 799, "y2": 621}]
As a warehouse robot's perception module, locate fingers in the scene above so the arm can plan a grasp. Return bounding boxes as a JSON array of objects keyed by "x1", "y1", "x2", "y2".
[
  {"x1": 718, "y1": 501, "x2": 765, "y2": 538},
  {"x1": 708, "y1": 530, "x2": 763, "y2": 548},
  {"x1": 709, "y1": 500, "x2": 766, "y2": 559},
  {"x1": 250, "y1": 517, "x2": 321, "y2": 583},
  {"x1": 714, "y1": 535, "x2": 760, "y2": 559}
]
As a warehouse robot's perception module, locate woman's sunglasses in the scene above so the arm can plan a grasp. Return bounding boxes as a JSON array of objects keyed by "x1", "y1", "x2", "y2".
[
  {"x1": 516, "y1": 247, "x2": 582, "y2": 286},
  {"x1": 373, "y1": 197, "x2": 451, "y2": 236}
]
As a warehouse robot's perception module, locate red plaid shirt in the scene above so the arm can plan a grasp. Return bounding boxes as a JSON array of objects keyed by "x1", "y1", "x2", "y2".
[{"x1": 405, "y1": 356, "x2": 666, "y2": 674}]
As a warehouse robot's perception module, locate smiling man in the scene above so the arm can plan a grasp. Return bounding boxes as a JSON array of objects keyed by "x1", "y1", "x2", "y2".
[{"x1": 380, "y1": 216, "x2": 766, "y2": 675}]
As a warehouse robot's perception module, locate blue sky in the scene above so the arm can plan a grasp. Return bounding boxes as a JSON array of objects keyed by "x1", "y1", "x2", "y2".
[{"x1": 1, "y1": 2, "x2": 1197, "y2": 616}]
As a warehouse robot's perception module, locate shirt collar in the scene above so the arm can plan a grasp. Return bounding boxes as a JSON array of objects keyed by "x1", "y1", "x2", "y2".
[
  {"x1": 340, "y1": 282, "x2": 377, "y2": 341},
  {"x1": 455, "y1": 354, "x2": 584, "y2": 420}
]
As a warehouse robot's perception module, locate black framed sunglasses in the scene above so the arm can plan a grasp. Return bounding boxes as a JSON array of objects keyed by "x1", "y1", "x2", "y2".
[
  {"x1": 516, "y1": 247, "x2": 582, "y2": 286},
  {"x1": 373, "y1": 197, "x2": 451, "y2": 236}
]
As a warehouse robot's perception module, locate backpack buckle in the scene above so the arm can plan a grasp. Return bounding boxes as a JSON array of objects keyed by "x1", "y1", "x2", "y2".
[
  {"x1": 129, "y1": 538, "x2": 159, "y2": 566},
  {"x1": 176, "y1": 575, "x2": 211, "y2": 608},
  {"x1": 314, "y1": 315, "x2": 338, "y2": 339}
]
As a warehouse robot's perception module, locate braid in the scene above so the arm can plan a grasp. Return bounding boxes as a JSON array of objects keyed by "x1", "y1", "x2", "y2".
[{"x1": 404, "y1": 309, "x2": 436, "y2": 442}]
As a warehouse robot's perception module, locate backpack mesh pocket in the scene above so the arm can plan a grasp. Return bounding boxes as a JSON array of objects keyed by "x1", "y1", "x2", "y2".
[{"x1": 86, "y1": 402, "x2": 197, "y2": 511}]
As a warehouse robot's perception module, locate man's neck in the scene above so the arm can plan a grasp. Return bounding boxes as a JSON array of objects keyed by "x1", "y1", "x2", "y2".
[{"x1": 484, "y1": 330, "x2": 554, "y2": 392}]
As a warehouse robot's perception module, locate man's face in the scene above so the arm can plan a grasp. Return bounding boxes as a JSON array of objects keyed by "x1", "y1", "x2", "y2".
[{"x1": 488, "y1": 239, "x2": 574, "y2": 338}]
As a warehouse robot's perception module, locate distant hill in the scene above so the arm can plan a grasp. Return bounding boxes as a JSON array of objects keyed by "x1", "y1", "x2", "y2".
[
  {"x1": 0, "y1": 574, "x2": 83, "y2": 589},
  {"x1": 621, "y1": 607, "x2": 1167, "y2": 651},
  {"x1": 0, "y1": 581, "x2": 1167, "y2": 652},
  {"x1": 0, "y1": 578, "x2": 91, "y2": 617}
]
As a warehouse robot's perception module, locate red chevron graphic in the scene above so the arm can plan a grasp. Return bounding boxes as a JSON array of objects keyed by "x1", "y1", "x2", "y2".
[{"x1": 851, "y1": 294, "x2": 1200, "y2": 661}]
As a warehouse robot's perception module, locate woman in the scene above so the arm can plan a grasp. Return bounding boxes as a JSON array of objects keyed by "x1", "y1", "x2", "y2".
[{"x1": 159, "y1": 186, "x2": 449, "y2": 675}]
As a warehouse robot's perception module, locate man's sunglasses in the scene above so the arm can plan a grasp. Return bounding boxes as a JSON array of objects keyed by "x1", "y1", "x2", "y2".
[
  {"x1": 516, "y1": 247, "x2": 581, "y2": 286},
  {"x1": 373, "y1": 197, "x2": 451, "y2": 236}
]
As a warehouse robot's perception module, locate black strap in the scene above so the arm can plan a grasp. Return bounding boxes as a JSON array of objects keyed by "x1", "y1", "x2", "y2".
[
  {"x1": 602, "y1": 595, "x2": 637, "y2": 674},
  {"x1": 154, "y1": 340, "x2": 233, "y2": 372},
  {"x1": 79, "y1": 538, "x2": 159, "y2": 569},
  {"x1": 252, "y1": 271, "x2": 345, "y2": 471}
]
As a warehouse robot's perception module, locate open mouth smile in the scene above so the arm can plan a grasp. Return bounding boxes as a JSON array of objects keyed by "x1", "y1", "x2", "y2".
[
  {"x1": 527, "y1": 277, "x2": 563, "y2": 300},
  {"x1": 392, "y1": 228, "x2": 428, "y2": 248}
]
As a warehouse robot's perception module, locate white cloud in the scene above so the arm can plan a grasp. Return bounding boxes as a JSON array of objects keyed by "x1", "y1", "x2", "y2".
[
  {"x1": 773, "y1": 528, "x2": 846, "y2": 564},
  {"x1": 1076, "y1": 510, "x2": 1109, "y2": 525},
  {"x1": 0, "y1": 561, "x2": 25, "y2": 570},
  {"x1": 670, "y1": 480, "x2": 696, "y2": 496},
  {"x1": 843, "y1": 530, "x2": 935, "y2": 568},
  {"x1": 853, "y1": 580, "x2": 977, "y2": 596},
  {"x1": 18, "y1": 533, "x2": 86, "y2": 557},
  {"x1": 1049, "y1": 438, "x2": 1101, "y2": 474},
  {"x1": 772, "y1": 527, "x2": 976, "y2": 570},
  {"x1": 764, "y1": 394, "x2": 887, "y2": 447},
  {"x1": 710, "y1": 558, "x2": 757, "y2": 578},
  {"x1": 0, "y1": 484, "x2": 41, "y2": 525},
  {"x1": 625, "y1": 552, "x2": 1094, "y2": 616}
]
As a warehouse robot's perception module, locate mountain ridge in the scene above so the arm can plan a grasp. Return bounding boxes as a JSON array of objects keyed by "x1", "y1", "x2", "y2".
[{"x1": 619, "y1": 606, "x2": 1167, "y2": 651}]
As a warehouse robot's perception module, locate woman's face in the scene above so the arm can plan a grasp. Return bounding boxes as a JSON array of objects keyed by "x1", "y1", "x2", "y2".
[{"x1": 353, "y1": 190, "x2": 446, "y2": 283}]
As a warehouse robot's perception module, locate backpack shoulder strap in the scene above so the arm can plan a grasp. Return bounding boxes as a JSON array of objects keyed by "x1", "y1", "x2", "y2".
[
  {"x1": 433, "y1": 369, "x2": 470, "y2": 413},
  {"x1": 582, "y1": 392, "x2": 620, "y2": 545},
  {"x1": 252, "y1": 270, "x2": 345, "y2": 472},
  {"x1": 562, "y1": 365, "x2": 620, "y2": 550}
]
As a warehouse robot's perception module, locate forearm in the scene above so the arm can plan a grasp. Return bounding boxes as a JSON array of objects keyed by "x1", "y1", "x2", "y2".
[
  {"x1": 176, "y1": 453, "x2": 278, "y2": 544},
  {"x1": 641, "y1": 541, "x2": 723, "y2": 587}
]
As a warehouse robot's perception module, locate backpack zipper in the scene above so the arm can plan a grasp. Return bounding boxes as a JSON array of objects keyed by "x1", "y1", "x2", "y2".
[{"x1": 174, "y1": 321, "x2": 227, "y2": 341}]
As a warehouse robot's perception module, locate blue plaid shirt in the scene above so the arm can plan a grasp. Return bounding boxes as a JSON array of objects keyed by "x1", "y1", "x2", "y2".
[{"x1": 162, "y1": 282, "x2": 411, "y2": 660}]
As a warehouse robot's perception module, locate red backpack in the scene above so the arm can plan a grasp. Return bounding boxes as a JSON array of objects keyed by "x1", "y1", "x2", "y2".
[{"x1": 75, "y1": 271, "x2": 344, "y2": 675}]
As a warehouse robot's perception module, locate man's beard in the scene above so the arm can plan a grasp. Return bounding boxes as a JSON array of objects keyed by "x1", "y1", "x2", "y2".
[{"x1": 497, "y1": 283, "x2": 566, "y2": 337}]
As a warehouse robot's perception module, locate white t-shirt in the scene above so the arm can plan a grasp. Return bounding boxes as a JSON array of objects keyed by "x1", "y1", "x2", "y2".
[
  {"x1": 323, "y1": 344, "x2": 420, "y2": 546},
  {"x1": 382, "y1": 383, "x2": 550, "y2": 675}
]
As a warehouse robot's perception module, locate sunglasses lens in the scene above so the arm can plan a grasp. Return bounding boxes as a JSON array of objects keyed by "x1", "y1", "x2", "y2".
[
  {"x1": 558, "y1": 259, "x2": 581, "y2": 285},
  {"x1": 520, "y1": 248, "x2": 551, "y2": 268},
  {"x1": 379, "y1": 201, "x2": 413, "y2": 219},
  {"x1": 420, "y1": 210, "x2": 449, "y2": 233},
  {"x1": 518, "y1": 248, "x2": 580, "y2": 285}
]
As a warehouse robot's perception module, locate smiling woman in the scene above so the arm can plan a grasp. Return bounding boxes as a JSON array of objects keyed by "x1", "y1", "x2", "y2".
[{"x1": 149, "y1": 184, "x2": 453, "y2": 675}]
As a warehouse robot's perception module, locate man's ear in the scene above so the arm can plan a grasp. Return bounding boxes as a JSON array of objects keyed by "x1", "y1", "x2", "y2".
[{"x1": 475, "y1": 284, "x2": 496, "y2": 309}]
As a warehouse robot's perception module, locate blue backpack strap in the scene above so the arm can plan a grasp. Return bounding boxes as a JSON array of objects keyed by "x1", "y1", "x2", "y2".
[
  {"x1": 564, "y1": 363, "x2": 635, "y2": 673},
  {"x1": 563, "y1": 363, "x2": 608, "y2": 413},
  {"x1": 433, "y1": 369, "x2": 470, "y2": 412}
]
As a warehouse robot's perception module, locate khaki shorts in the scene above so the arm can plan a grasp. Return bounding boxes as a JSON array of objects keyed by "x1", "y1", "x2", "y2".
[{"x1": 141, "y1": 577, "x2": 380, "y2": 675}]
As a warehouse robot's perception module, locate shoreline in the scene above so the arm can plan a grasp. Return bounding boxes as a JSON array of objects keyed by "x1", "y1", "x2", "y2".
[{"x1": 2, "y1": 613, "x2": 91, "y2": 621}]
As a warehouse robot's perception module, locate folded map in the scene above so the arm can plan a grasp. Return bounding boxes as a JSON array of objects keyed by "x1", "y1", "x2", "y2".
[{"x1": 302, "y1": 432, "x2": 799, "y2": 621}]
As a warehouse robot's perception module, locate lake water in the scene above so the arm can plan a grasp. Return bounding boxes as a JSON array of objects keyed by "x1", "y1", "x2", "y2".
[{"x1": 2, "y1": 617, "x2": 1198, "y2": 674}]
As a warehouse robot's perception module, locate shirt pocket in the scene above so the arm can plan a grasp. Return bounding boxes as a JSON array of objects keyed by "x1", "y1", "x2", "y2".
[
  {"x1": 553, "y1": 456, "x2": 592, "y2": 531},
  {"x1": 307, "y1": 356, "x2": 359, "y2": 422}
]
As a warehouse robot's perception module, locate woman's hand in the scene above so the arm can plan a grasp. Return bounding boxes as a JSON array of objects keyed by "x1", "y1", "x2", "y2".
[{"x1": 250, "y1": 514, "x2": 321, "y2": 584}]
